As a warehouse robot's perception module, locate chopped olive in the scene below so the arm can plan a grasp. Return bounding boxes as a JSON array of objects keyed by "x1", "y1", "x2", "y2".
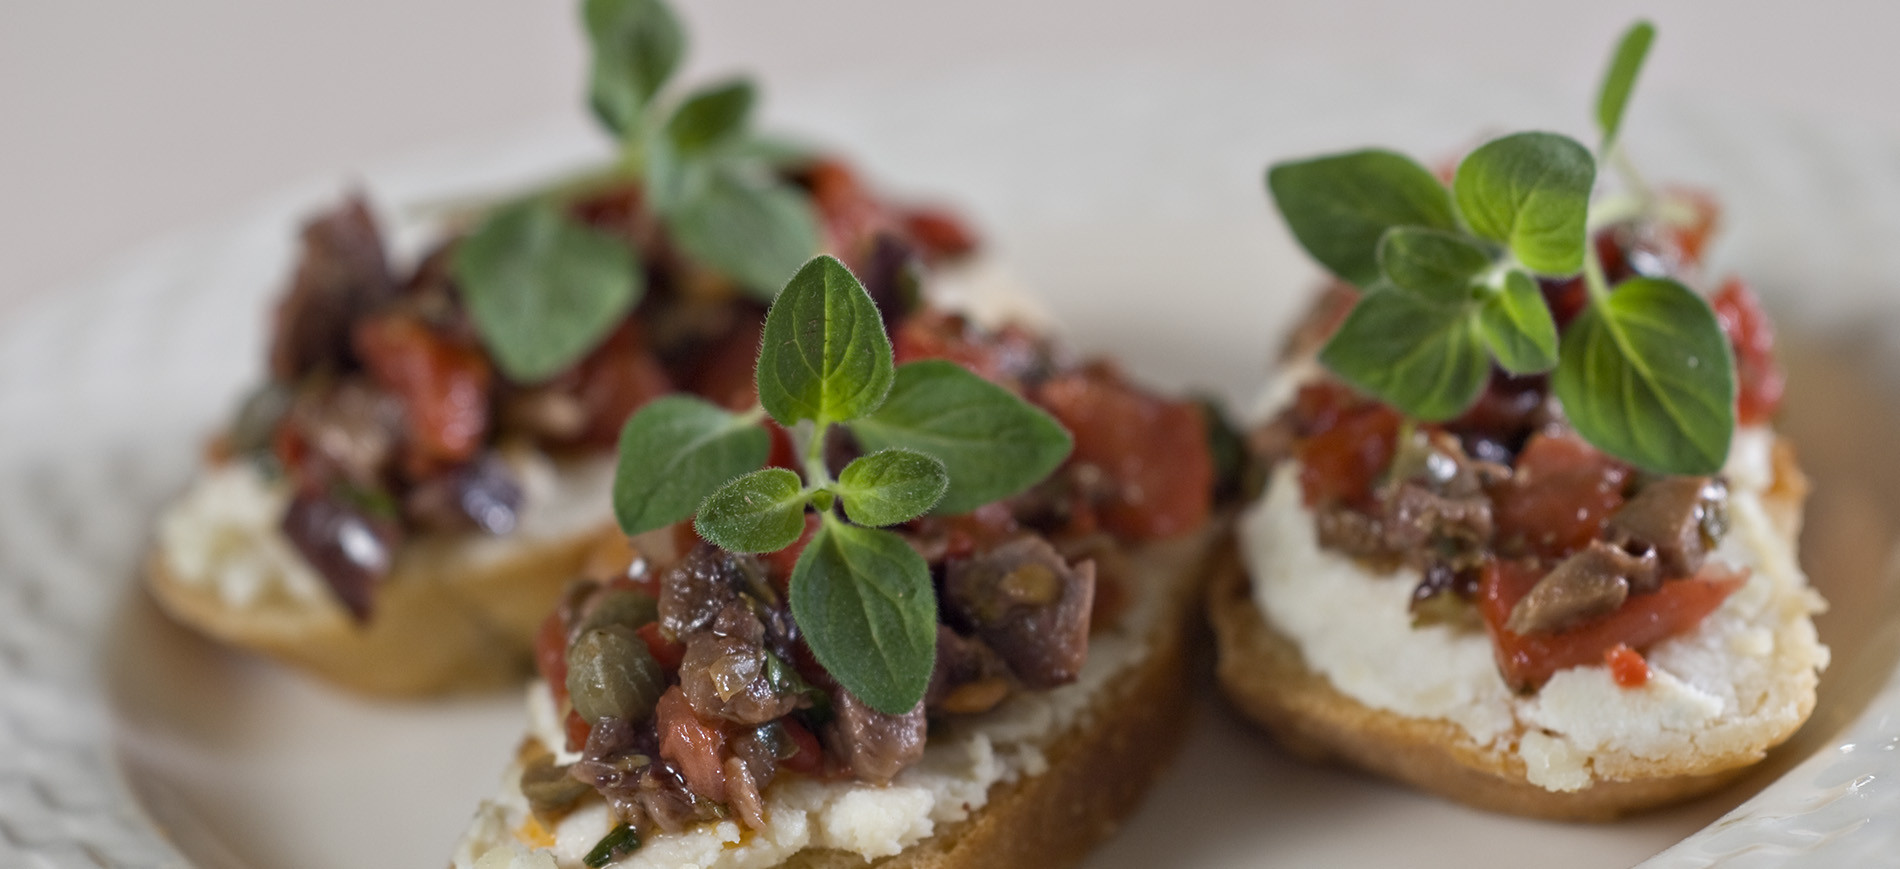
[
  {"x1": 519, "y1": 755, "x2": 591, "y2": 825},
  {"x1": 567, "y1": 626, "x2": 666, "y2": 726},
  {"x1": 583, "y1": 823, "x2": 641, "y2": 868},
  {"x1": 574, "y1": 587, "x2": 661, "y2": 638},
  {"x1": 228, "y1": 382, "x2": 294, "y2": 456}
]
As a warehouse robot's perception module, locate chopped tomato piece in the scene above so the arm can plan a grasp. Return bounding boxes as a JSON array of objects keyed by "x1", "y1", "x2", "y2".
[
  {"x1": 564, "y1": 708, "x2": 591, "y2": 754},
  {"x1": 899, "y1": 207, "x2": 979, "y2": 261},
  {"x1": 1659, "y1": 187, "x2": 1721, "y2": 267},
  {"x1": 805, "y1": 159, "x2": 886, "y2": 254},
  {"x1": 1605, "y1": 643, "x2": 1650, "y2": 688},
  {"x1": 352, "y1": 312, "x2": 491, "y2": 471},
  {"x1": 657, "y1": 686, "x2": 730, "y2": 802},
  {"x1": 778, "y1": 718, "x2": 827, "y2": 777},
  {"x1": 1479, "y1": 559, "x2": 1745, "y2": 691},
  {"x1": 765, "y1": 422, "x2": 798, "y2": 473},
  {"x1": 1294, "y1": 394, "x2": 1401, "y2": 510},
  {"x1": 559, "y1": 320, "x2": 673, "y2": 449},
  {"x1": 891, "y1": 309, "x2": 1043, "y2": 388},
  {"x1": 1491, "y1": 433, "x2": 1630, "y2": 559},
  {"x1": 1035, "y1": 364, "x2": 1215, "y2": 541},
  {"x1": 637, "y1": 621, "x2": 686, "y2": 673},
  {"x1": 1712, "y1": 278, "x2": 1785, "y2": 425},
  {"x1": 534, "y1": 608, "x2": 570, "y2": 705},
  {"x1": 921, "y1": 502, "x2": 1022, "y2": 562}
]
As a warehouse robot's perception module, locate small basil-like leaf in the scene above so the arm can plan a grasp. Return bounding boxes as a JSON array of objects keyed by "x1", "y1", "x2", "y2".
[
  {"x1": 1597, "y1": 20, "x2": 1656, "y2": 150},
  {"x1": 695, "y1": 467, "x2": 809, "y2": 553},
  {"x1": 584, "y1": 0, "x2": 685, "y2": 137},
  {"x1": 613, "y1": 396, "x2": 771, "y2": 536},
  {"x1": 756, "y1": 255, "x2": 894, "y2": 426},
  {"x1": 836, "y1": 448, "x2": 949, "y2": 527},
  {"x1": 1377, "y1": 226, "x2": 1495, "y2": 304},
  {"x1": 665, "y1": 169, "x2": 820, "y2": 299},
  {"x1": 452, "y1": 199, "x2": 640, "y2": 383},
  {"x1": 1317, "y1": 286, "x2": 1489, "y2": 421},
  {"x1": 1267, "y1": 150, "x2": 1457, "y2": 287},
  {"x1": 1553, "y1": 277, "x2": 1735, "y2": 474},
  {"x1": 667, "y1": 78, "x2": 755, "y2": 156},
  {"x1": 1478, "y1": 269, "x2": 1560, "y2": 375},
  {"x1": 1452, "y1": 132, "x2": 1597, "y2": 276},
  {"x1": 848, "y1": 360, "x2": 1073, "y2": 514},
  {"x1": 789, "y1": 521, "x2": 936, "y2": 715}
]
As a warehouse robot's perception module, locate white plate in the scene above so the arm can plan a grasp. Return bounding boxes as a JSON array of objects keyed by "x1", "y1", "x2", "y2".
[{"x1": 4, "y1": 61, "x2": 1900, "y2": 868}]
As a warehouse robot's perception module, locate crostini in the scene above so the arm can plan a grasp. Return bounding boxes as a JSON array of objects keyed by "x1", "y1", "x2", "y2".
[
  {"x1": 1209, "y1": 22, "x2": 1827, "y2": 819},
  {"x1": 453, "y1": 253, "x2": 1226, "y2": 869},
  {"x1": 146, "y1": 0, "x2": 991, "y2": 696}
]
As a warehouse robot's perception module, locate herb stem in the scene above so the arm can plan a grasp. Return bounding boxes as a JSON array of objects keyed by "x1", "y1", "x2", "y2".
[
  {"x1": 802, "y1": 421, "x2": 835, "y2": 489},
  {"x1": 1582, "y1": 241, "x2": 1613, "y2": 304},
  {"x1": 1609, "y1": 145, "x2": 1654, "y2": 210}
]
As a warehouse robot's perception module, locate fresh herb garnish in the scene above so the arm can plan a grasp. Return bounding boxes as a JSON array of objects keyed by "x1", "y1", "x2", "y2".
[
  {"x1": 583, "y1": 822, "x2": 642, "y2": 868},
  {"x1": 449, "y1": 0, "x2": 820, "y2": 383},
  {"x1": 1267, "y1": 20, "x2": 1735, "y2": 475},
  {"x1": 613, "y1": 254, "x2": 1072, "y2": 713}
]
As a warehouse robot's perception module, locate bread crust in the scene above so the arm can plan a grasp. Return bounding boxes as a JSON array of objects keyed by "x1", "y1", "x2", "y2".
[
  {"x1": 780, "y1": 532, "x2": 1214, "y2": 869},
  {"x1": 1208, "y1": 452, "x2": 1817, "y2": 821},
  {"x1": 147, "y1": 522, "x2": 618, "y2": 696}
]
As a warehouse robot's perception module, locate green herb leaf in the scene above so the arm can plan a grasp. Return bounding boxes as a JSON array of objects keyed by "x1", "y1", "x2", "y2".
[
  {"x1": 1267, "y1": 150, "x2": 1457, "y2": 287},
  {"x1": 848, "y1": 360, "x2": 1073, "y2": 514},
  {"x1": 583, "y1": 823, "x2": 641, "y2": 868},
  {"x1": 1376, "y1": 226, "x2": 1495, "y2": 304},
  {"x1": 1596, "y1": 21, "x2": 1656, "y2": 151},
  {"x1": 835, "y1": 448, "x2": 949, "y2": 527},
  {"x1": 756, "y1": 255, "x2": 894, "y2": 426},
  {"x1": 666, "y1": 78, "x2": 756, "y2": 156},
  {"x1": 583, "y1": 0, "x2": 685, "y2": 137},
  {"x1": 1317, "y1": 287, "x2": 1489, "y2": 421},
  {"x1": 613, "y1": 396, "x2": 771, "y2": 536},
  {"x1": 1478, "y1": 270, "x2": 1560, "y2": 374},
  {"x1": 1452, "y1": 132, "x2": 1597, "y2": 276},
  {"x1": 1553, "y1": 277, "x2": 1735, "y2": 474},
  {"x1": 694, "y1": 467, "x2": 809, "y2": 553},
  {"x1": 665, "y1": 168, "x2": 820, "y2": 299},
  {"x1": 452, "y1": 199, "x2": 641, "y2": 383},
  {"x1": 789, "y1": 520, "x2": 936, "y2": 715}
]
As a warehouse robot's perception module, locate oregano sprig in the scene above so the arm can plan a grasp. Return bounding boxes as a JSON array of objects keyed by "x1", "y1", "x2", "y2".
[
  {"x1": 449, "y1": 0, "x2": 819, "y2": 384},
  {"x1": 1268, "y1": 21, "x2": 1736, "y2": 475},
  {"x1": 611, "y1": 254, "x2": 1072, "y2": 714}
]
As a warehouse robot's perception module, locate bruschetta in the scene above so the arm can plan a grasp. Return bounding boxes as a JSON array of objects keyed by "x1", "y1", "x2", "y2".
[
  {"x1": 146, "y1": 0, "x2": 990, "y2": 696},
  {"x1": 1209, "y1": 23, "x2": 1826, "y2": 819},
  {"x1": 451, "y1": 253, "x2": 1226, "y2": 869}
]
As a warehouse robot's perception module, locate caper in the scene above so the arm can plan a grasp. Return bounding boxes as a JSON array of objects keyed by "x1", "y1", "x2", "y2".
[
  {"x1": 566, "y1": 625, "x2": 665, "y2": 726},
  {"x1": 573, "y1": 588, "x2": 660, "y2": 638}
]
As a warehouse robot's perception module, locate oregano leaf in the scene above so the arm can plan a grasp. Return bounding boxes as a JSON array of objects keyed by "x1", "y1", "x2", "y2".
[
  {"x1": 694, "y1": 467, "x2": 809, "y2": 553},
  {"x1": 1597, "y1": 21, "x2": 1657, "y2": 151},
  {"x1": 612, "y1": 396, "x2": 770, "y2": 536},
  {"x1": 584, "y1": 0, "x2": 685, "y2": 137},
  {"x1": 1377, "y1": 226, "x2": 1495, "y2": 304},
  {"x1": 1478, "y1": 269, "x2": 1560, "y2": 375},
  {"x1": 789, "y1": 520, "x2": 936, "y2": 715},
  {"x1": 665, "y1": 169, "x2": 820, "y2": 300},
  {"x1": 1317, "y1": 286, "x2": 1489, "y2": 421},
  {"x1": 1267, "y1": 150, "x2": 1457, "y2": 287},
  {"x1": 836, "y1": 448, "x2": 949, "y2": 527},
  {"x1": 756, "y1": 255, "x2": 894, "y2": 426},
  {"x1": 1452, "y1": 132, "x2": 1596, "y2": 276}
]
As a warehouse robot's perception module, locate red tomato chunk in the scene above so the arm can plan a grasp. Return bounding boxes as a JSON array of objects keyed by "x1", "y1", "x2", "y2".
[
  {"x1": 1480, "y1": 559, "x2": 1744, "y2": 692},
  {"x1": 1490, "y1": 433, "x2": 1630, "y2": 560},
  {"x1": 352, "y1": 312, "x2": 491, "y2": 470},
  {"x1": 1713, "y1": 278, "x2": 1785, "y2": 426},
  {"x1": 657, "y1": 686, "x2": 730, "y2": 803},
  {"x1": 1035, "y1": 365, "x2": 1215, "y2": 541}
]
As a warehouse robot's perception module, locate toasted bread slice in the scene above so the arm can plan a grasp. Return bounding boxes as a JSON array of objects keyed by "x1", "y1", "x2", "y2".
[
  {"x1": 147, "y1": 519, "x2": 623, "y2": 696},
  {"x1": 1209, "y1": 438, "x2": 1822, "y2": 820},
  {"x1": 454, "y1": 528, "x2": 1220, "y2": 869}
]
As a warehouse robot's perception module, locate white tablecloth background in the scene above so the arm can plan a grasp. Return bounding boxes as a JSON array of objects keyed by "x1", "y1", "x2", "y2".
[{"x1": 2, "y1": 0, "x2": 1894, "y2": 318}]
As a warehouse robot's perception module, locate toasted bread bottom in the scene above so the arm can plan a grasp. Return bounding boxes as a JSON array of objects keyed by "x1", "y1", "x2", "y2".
[
  {"x1": 146, "y1": 523, "x2": 618, "y2": 696},
  {"x1": 781, "y1": 535, "x2": 1214, "y2": 869},
  {"x1": 1208, "y1": 444, "x2": 1817, "y2": 821}
]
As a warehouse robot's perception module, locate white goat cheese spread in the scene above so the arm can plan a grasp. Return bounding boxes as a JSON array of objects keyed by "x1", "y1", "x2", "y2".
[
  {"x1": 156, "y1": 448, "x2": 615, "y2": 612},
  {"x1": 1241, "y1": 423, "x2": 1827, "y2": 791},
  {"x1": 452, "y1": 536, "x2": 1190, "y2": 869}
]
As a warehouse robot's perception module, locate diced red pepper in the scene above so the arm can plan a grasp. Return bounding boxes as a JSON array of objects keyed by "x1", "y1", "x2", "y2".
[
  {"x1": 352, "y1": 312, "x2": 492, "y2": 472},
  {"x1": 777, "y1": 718, "x2": 827, "y2": 778},
  {"x1": 1605, "y1": 643, "x2": 1650, "y2": 688},
  {"x1": 1035, "y1": 364, "x2": 1215, "y2": 541},
  {"x1": 637, "y1": 621, "x2": 686, "y2": 673},
  {"x1": 657, "y1": 686, "x2": 730, "y2": 802},
  {"x1": 1491, "y1": 433, "x2": 1630, "y2": 559},
  {"x1": 1479, "y1": 559, "x2": 1745, "y2": 691},
  {"x1": 1712, "y1": 278, "x2": 1785, "y2": 426}
]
